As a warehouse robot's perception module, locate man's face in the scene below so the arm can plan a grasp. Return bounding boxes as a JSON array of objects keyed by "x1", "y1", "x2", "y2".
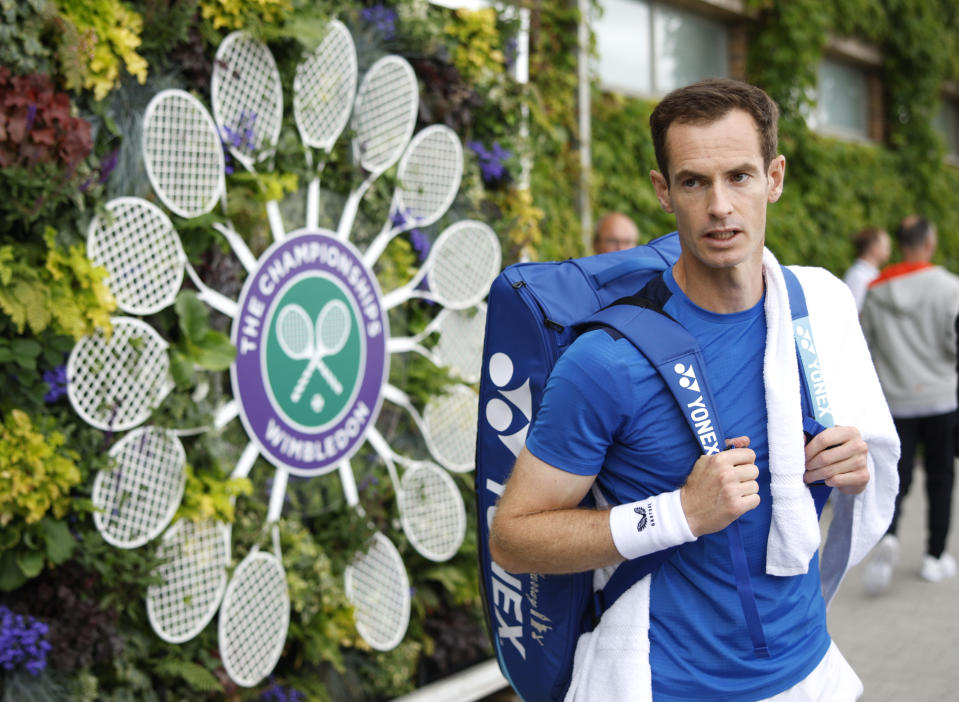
[{"x1": 650, "y1": 109, "x2": 785, "y2": 275}]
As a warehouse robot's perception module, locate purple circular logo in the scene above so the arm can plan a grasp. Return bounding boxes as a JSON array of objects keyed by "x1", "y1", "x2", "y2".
[{"x1": 231, "y1": 230, "x2": 389, "y2": 476}]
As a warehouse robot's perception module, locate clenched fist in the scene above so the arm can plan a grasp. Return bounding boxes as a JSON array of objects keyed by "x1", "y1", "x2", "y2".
[{"x1": 679, "y1": 436, "x2": 759, "y2": 537}]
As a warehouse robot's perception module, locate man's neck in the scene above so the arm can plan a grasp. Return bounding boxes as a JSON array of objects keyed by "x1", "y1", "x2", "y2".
[{"x1": 672, "y1": 257, "x2": 765, "y2": 314}]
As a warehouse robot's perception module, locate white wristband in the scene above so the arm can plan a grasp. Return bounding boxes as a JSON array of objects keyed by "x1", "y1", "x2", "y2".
[{"x1": 609, "y1": 489, "x2": 696, "y2": 560}]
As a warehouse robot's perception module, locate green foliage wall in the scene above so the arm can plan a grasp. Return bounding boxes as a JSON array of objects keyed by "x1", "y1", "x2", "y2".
[{"x1": 587, "y1": 0, "x2": 959, "y2": 274}]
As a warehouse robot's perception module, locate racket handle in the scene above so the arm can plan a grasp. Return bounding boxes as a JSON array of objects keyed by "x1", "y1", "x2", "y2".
[
  {"x1": 212, "y1": 222, "x2": 257, "y2": 272},
  {"x1": 336, "y1": 176, "x2": 372, "y2": 240},
  {"x1": 266, "y1": 200, "x2": 285, "y2": 242},
  {"x1": 316, "y1": 359, "x2": 343, "y2": 394},
  {"x1": 291, "y1": 357, "x2": 318, "y2": 403},
  {"x1": 306, "y1": 177, "x2": 320, "y2": 231}
]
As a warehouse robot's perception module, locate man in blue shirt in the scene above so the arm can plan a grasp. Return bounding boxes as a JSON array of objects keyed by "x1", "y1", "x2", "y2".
[{"x1": 489, "y1": 80, "x2": 892, "y2": 701}]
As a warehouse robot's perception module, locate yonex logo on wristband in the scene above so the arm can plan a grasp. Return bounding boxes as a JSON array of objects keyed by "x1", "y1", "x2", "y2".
[{"x1": 634, "y1": 505, "x2": 648, "y2": 531}]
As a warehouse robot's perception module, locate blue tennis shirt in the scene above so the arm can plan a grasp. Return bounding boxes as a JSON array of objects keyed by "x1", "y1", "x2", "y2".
[{"x1": 526, "y1": 269, "x2": 830, "y2": 701}]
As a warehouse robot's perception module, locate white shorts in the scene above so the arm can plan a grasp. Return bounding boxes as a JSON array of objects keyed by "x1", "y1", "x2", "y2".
[{"x1": 762, "y1": 642, "x2": 863, "y2": 702}]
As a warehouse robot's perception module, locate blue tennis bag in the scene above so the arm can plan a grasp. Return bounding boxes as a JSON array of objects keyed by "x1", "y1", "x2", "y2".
[
  {"x1": 474, "y1": 232, "x2": 682, "y2": 702},
  {"x1": 475, "y1": 231, "x2": 831, "y2": 701}
]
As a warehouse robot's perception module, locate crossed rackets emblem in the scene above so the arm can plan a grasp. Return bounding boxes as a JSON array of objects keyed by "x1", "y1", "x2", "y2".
[{"x1": 275, "y1": 299, "x2": 351, "y2": 409}]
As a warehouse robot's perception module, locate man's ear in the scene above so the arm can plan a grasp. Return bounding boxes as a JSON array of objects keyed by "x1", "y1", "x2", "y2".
[
  {"x1": 767, "y1": 155, "x2": 786, "y2": 204},
  {"x1": 650, "y1": 170, "x2": 673, "y2": 213}
]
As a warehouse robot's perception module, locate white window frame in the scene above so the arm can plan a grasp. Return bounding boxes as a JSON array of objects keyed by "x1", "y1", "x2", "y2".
[{"x1": 591, "y1": 0, "x2": 737, "y2": 99}]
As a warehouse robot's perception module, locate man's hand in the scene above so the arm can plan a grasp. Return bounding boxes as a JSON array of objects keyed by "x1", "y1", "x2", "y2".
[
  {"x1": 680, "y1": 436, "x2": 759, "y2": 537},
  {"x1": 804, "y1": 425, "x2": 870, "y2": 495}
]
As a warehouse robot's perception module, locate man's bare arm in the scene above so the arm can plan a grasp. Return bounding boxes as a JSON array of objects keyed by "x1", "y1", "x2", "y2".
[
  {"x1": 490, "y1": 440, "x2": 761, "y2": 575},
  {"x1": 489, "y1": 447, "x2": 621, "y2": 575}
]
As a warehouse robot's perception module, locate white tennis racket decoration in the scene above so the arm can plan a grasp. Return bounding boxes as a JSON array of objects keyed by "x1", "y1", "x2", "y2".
[
  {"x1": 67, "y1": 316, "x2": 172, "y2": 432},
  {"x1": 387, "y1": 304, "x2": 487, "y2": 383},
  {"x1": 366, "y1": 428, "x2": 466, "y2": 562},
  {"x1": 218, "y1": 468, "x2": 290, "y2": 687},
  {"x1": 382, "y1": 383, "x2": 478, "y2": 474},
  {"x1": 212, "y1": 31, "x2": 286, "y2": 240},
  {"x1": 338, "y1": 461, "x2": 412, "y2": 651},
  {"x1": 69, "y1": 20, "x2": 504, "y2": 665},
  {"x1": 92, "y1": 427, "x2": 187, "y2": 549},
  {"x1": 362, "y1": 124, "x2": 464, "y2": 266},
  {"x1": 142, "y1": 89, "x2": 258, "y2": 273},
  {"x1": 293, "y1": 19, "x2": 358, "y2": 230},
  {"x1": 145, "y1": 441, "x2": 260, "y2": 644},
  {"x1": 336, "y1": 55, "x2": 419, "y2": 239},
  {"x1": 382, "y1": 220, "x2": 501, "y2": 310}
]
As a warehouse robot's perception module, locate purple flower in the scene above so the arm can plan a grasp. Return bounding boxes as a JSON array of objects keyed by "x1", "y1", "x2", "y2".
[
  {"x1": 261, "y1": 677, "x2": 305, "y2": 702},
  {"x1": 361, "y1": 4, "x2": 398, "y2": 41},
  {"x1": 43, "y1": 365, "x2": 68, "y2": 403},
  {"x1": 409, "y1": 228, "x2": 430, "y2": 261},
  {"x1": 98, "y1": 148, "x2": 119, "y2": 185},
  {"x1": 504, "y1": 37, "x2": 518, "y2": 71},
  {"x1": 25, "y1": 103, "x2": 38, "y2": 133},
  {"x1": 0, "y1": 606, "x2": 52, "y2": 676},
  {"x1": 467, "y1": 140, "x2": 512, "y2": 185}
]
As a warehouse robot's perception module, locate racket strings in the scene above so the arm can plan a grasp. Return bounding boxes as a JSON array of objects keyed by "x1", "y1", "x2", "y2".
[
  {"x1": 433, "y1": 306, "x2": 486, "y2": 382},
  {"x1": 214, "y1": 35, "x2": 283, "y2": 164},
  {"x1": 276, "y1": 305, "x2": 313, "y2": 357},
  {"x1": 348, "y1": 533, "x2": 410, "y2": 650},
  {"x1": 88, "y1": 200, "x2": 184, "y2": 315},
  {"x1": 429, "y1": 225, "x2": 502, "y2": 307},
  {"x1": 147, "y1": 520, "x2": 229, "y2": 643},
  {"x1": 220, "y1": 553, "x2": 288, "y2": 686},
  {"x1": 423, "y1": 387, "x2": 478, "y2": 473},
  {"x1": 354, "y1": 62, "x2": 417, "y2": 171},
  {"x1": 318, "y1": 302, "x2": 349, "y2": 352},
  {"x1": 294, "y1": 33, "x2": 356, "y2": 148},
  {"x1": 93, "y1": 428, "x2": 186, "y2": 548},
  {"x1": 143, "y1": 93, "x2": 223, "y2": 217},
  {"x1": 394, "y1": 130, "x2": 462, "y2": 223},
  {"x1": 69, "y1": 319, "x2": 170, "y2": 431},
  {"x1": 399, "y1": 464, "x2": 466, "y2": 561}
]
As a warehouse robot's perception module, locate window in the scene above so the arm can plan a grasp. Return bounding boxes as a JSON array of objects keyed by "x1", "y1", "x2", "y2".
[
  {"x1": 808, "y1": 58, "x2": 870, "y2": 140},
  {"x1": 593, "y1": 0, "x2": 730, "y2": 97},
  {"x1": 934, "y1": 98, "x2": 959, "y2": 161}
]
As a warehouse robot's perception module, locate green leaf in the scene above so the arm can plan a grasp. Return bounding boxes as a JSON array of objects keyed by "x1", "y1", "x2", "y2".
[
  {"x1": 0, "y1": 525, "x2": 21, "y2": 550},
  {"x1": 155, "y1": 659, "x2": 222, "y2": 693},
  {"x1": 175, "y1": 290, "x2": 210, "y2": 342},
  {"x1": 38, "y1": 517, "x2": 75, "y2": 564},
  {"x1": 169, "y1": 350, "x2": 195, "y2": 386},
  {"x1": 16, "y1": 546, "x2": 45, "y2": 577},
  {"x1": 191, "y1": 331, "x2": 236, "y2": 371},
  {"x1": 11, "y1": 338, "x2": 42, "y2": 357},
  {"x1": 0, "y1": 551, "x2": 28, "y2": 591}
]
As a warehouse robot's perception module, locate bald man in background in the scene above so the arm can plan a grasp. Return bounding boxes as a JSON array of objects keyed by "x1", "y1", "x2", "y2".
[{"x1": 593, "y1": 212, "x2": 640, "y2": 253}]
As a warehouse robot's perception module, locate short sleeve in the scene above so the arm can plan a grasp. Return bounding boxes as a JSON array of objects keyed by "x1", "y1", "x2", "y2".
[{"x1": 525, "y1": 330, "x2": 633, "y2": 476}]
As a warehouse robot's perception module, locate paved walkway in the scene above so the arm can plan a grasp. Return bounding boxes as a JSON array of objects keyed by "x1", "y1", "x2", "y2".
[
  {"x1": 479, "y1": 461, "x2": 959, "y2": 702},
  {"x1": 826, "y1": 463, "x2": 959, "y2": 700}
]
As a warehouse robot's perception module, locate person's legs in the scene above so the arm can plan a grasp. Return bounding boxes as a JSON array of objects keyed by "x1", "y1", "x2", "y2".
[
  {"x1": 889, "y1": 416, "x2": 919, "y2": 535},
  {"x1": 920, "y1": 411, "x2": 956, "y2": 558}
]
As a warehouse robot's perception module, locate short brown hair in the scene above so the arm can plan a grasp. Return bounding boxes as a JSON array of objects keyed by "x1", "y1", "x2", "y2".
[
  {"x1": 851, "y1": 227, "x2": 887, "y2": 258},
  {"x1": 650, "y1": 79, "x2": 780, "y2": 184}
]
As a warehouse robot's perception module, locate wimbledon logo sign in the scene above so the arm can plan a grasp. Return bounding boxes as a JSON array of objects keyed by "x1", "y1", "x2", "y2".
[{"x1": 231, "y1": 230, "x2": 389, "y2": 476}]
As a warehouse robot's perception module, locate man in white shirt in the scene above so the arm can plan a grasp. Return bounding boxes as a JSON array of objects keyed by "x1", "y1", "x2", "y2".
[{"x1": 842, "y1": 227, "x2": 891, "y2": 310}]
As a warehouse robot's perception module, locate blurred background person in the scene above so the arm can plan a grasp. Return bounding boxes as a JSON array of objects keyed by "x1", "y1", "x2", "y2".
[
  {"x1": 592, "y1": 211, "x2": 640, "y2": 253},
  {"x1": 843, "y1": 226, "x2": 891, "y2": 311},
  {"x1": 859, "y1": 215, "x2": 959, "y2": 594}
]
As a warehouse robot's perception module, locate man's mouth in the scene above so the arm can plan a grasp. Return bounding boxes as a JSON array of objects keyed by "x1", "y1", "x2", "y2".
[{"x1": 705, "y1": 228, "x2": 740, "y2": 241}]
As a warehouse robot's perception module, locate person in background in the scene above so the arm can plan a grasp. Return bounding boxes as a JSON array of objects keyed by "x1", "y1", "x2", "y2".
[
  {"x1": 843, "y1": 227, "x2": 891, "y2": 311},
  {"x1": 592, "y1": 211, "x2": 640, "y2": 253},
  {"x1": 859, "y1": 215, "x2": 959, "y2": 593}
]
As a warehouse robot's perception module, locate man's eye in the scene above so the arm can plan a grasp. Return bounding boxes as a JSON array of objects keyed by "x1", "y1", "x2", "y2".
[
  {"x1": 732, "y1": 173, "x2": 750, "y2": 183},
  {"x1": 682, "y1": 178, "x2": 699, "y2": 188}
]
